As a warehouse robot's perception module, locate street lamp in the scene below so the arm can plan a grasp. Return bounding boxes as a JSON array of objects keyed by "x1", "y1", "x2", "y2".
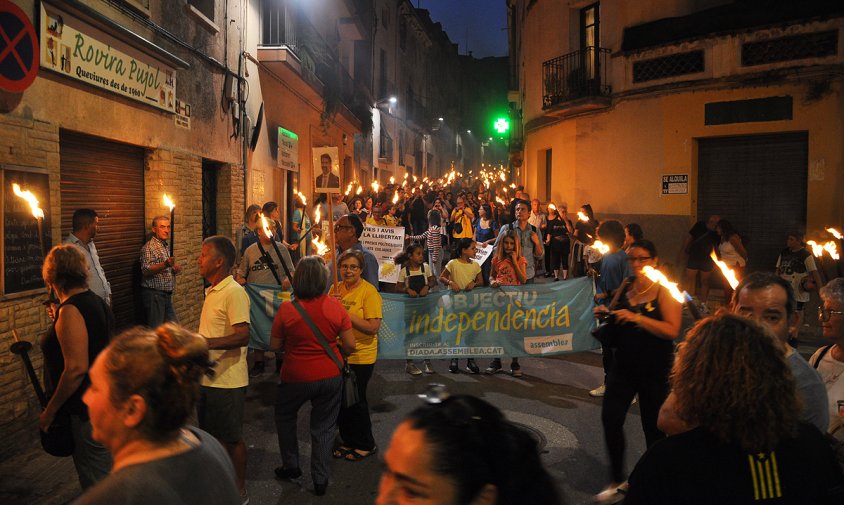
[{"x1": 375, "y1": 96, "x2": 397, "y2": 107}]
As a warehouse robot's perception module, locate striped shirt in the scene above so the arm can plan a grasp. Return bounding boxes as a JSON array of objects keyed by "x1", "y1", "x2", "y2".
[{"x1": 408, "y1": 225, "x2": 444, "y2": 263}]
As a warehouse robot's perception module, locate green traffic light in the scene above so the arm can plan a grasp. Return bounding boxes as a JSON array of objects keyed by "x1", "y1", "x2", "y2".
[{"x1": 493, "y1": 117, "x2": 510, "y2": 134}]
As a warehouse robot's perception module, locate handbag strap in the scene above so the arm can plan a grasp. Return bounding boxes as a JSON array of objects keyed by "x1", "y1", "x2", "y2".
[{"x1": 291, "y1": 299, "x2": 344, "y2": 372}]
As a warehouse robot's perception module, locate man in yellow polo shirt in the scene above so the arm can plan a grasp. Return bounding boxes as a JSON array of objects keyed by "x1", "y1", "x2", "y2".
[
  {"x1": 450, "y1": 194, "x2": 475, "y2": 240},
  {"x1": 197, "y1": 236, "x2": 251, "y2": 504}
]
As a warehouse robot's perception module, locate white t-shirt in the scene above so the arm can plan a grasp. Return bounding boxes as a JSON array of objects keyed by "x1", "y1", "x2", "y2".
[{"x1": 810, "y1": 345, "x2": 844, "y2": 437}]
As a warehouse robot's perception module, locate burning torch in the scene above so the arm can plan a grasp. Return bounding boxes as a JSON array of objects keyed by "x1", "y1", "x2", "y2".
[{"x1": 163, "y1": 194, "x2": 175, "y2": 257}]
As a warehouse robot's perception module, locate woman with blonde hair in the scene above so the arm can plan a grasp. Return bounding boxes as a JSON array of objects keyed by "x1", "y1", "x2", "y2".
[
  {"x1": 40, "y1": 244, "x2": 114, "y2": 489},
  {"x1": 74, "y1": 324, "x2": 241, "y2": 504},
  {"x1": 624, "y1": 314, "x2": 844, "y2": 504}
]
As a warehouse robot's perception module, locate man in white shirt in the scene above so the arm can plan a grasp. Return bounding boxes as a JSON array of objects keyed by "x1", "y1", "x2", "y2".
[{"x1": 64, "y1": 208, "x2": 111, "y2": 305}]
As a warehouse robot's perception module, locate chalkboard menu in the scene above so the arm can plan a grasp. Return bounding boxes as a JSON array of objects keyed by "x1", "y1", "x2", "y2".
[{"x1": 3, "y1": 168, "x2": 52, "y2": 295}]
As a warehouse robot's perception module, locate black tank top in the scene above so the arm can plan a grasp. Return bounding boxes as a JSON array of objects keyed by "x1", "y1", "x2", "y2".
[
  {"x1": 41, "y1": 290, "x2": 114, "y2": 417},
  {"x1": 614, "y1": 288, "x2": 675, "y2": 376}
]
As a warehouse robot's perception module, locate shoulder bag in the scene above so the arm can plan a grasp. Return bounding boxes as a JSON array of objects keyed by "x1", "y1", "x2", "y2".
[{"x1": 290, "y1": 300, "x2": 359, "y2": 409}]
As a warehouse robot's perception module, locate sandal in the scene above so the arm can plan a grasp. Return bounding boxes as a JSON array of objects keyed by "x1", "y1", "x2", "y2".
[
  {"x1": 332, "y1": 446, "x2": 352, "y2": 459},
  {"x1": 344, "y1": 446, "x2": 378, "y2": 462}
]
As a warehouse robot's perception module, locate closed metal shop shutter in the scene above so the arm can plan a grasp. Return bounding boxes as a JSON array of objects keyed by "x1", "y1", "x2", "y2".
[
  {"x1": 697, "y1": 132, "x2": 808, "y2": 271},
  {"x1": 60, "y1": 131, "x2": 146, "y2": 329}
]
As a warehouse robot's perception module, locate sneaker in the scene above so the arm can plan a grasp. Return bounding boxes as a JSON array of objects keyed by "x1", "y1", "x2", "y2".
[
  {"x1": 423, "y1": 361, "x2": 434, "y2": 374},
  {"x1": 485, "y1": 359, "x2": 502, "y2": 374},
  {"x1": 593, "y1": 483, "x2": 626, "y2": 504},
  {"x1": 405, "y1": 363, "x2": 423, "y2": 376},
  {"x1": 589, "y1": 384, "x2": 606, "y2": 397},
  {"x1": 240, "y1": 489, "x2": 250, "y2": 505},
  {"x1": 466, "y1": 359, "x2": 480, "y2": 374},
  {"x1": 510, "y1": 361, "x2": 522, "y2": 378},
  {"x1": 449, "y1": 358, "x2": 459, "y2": 373},
  {"x1": 249, "y1": 361, "x2": 265, "y2": 378},
  {"x1": 631, "y1": 395, "x2": 638, "y2": 405}
]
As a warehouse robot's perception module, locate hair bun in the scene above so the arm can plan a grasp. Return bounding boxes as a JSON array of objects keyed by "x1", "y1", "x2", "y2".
[{"x1": 154, "y1": 323, "x2": 215, "y2": 378}]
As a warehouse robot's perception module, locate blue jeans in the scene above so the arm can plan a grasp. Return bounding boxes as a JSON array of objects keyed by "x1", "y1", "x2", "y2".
[{"x1": 141, "y1": 288, "x2": 178, "y2": 327}]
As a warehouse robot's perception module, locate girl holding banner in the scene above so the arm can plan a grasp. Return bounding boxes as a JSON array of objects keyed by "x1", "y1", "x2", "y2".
[
  {"x1": 440, "y1": 238, "x2": 483, "y2": 374},
  {"x1": 485, "y1": 230, "x2": 527, "y2": 377},
  {"x1": 395, "y1": 243, "x2": 437, "y2": 375}
]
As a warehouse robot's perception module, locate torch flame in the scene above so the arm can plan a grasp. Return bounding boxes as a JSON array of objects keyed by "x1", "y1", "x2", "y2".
[
  {"x1": 356, "y1": 185, "x2": 363, "y2": 195},
  {"x1": 314, "y1": 206, "x2": 321, "y2": 225},
  {"x1": 372, "y1": 181, "x2": 380, "y2": 193},
  {"x1": 592, "y1": 240, "x2": 610, "y2": 255},
  {"x1": 710, "y1": 250, "x2": 740, "y2": 290},
  {"x1": 298, "y1": 192, "x2": 307, "y2": 206},
  {"x1": 499, "y1": 173, "x2": 506, "y2": 182},
  {"x1": 389, "y1": 176, "x2": 395, "y2": 184},
  {"x1": 807, "y1": 240, "x2": 824, "y2": 258},
  {"x1": 259, "y1": 213, "x2": 274, "y2": 239},
  {"x1": 162, "y1": 193, "x2": 175, "y2": 211},
  {"x1": 823, "y1": 241, "x2": 840, "y2": 260},
  {"x1": 827, "y1": 227, "x2": 843, "y2": 240},
  {"x1": 509, "y1": 183, "x2": 516, "y2": 189},
  {"x1": 642, "y1": 266, "x2": 686, "y2": 304},
  {"x1": 312, "y1": 235, "x2": 330, "y2": 256},
  {"x1": 495, "y1": 197, "x2": 507, "y2": 206},
  {"x1": 548, "y1": 203, "x2": 556, "y2": 211},
  {"x1": 577, "y1": 211, "x2": 589, "y2": 222},
  {"x1": 392, "y1": 192, "x2": 399, "y2": 204},
  {"x1": 12, "y1": 184, "x2": 44, "y2": 219}
]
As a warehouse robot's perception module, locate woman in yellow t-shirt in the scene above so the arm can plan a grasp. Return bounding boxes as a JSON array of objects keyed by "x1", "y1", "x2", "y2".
[
  {"x1": 439, "y1": 238, "x2": 483, "y2": 374},
  {"x1": 330, "y1": 249, "x2": 383, "y2": 461}
]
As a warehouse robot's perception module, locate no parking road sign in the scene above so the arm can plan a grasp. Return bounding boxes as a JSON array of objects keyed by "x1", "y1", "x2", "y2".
[{"x1": 0, "y1": 0, "x2": 39, "y2": 92}]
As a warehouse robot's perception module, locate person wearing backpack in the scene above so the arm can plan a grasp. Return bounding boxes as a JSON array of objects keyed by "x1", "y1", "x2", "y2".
[{"x1": 492, "y1": 199, "x2": 544, "y2": 283}]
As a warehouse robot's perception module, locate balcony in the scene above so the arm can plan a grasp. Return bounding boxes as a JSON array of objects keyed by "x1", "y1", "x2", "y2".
[{"x1": 542, "y1": 47, "x2": 611, "y2": 116}]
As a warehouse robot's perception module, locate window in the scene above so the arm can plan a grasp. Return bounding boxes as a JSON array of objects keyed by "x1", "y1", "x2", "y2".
[
  {"x1": 188, "y1": 0, "x2": 214, "y2": 22},
  {"x1": 399, "y1": 17, "x2": 407, "y2": 51},
  {"x1": 580, "y1": 3, "x2": 600, "y2": 79},
  {"x1": 633, "y1": 51, "x2": 704, "y2": 83},
  {"x1": 261, "y1": 0, "x2": 297, "y2": 48}
]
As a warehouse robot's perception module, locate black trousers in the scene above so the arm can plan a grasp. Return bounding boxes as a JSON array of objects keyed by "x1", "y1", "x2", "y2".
[
  {"x1": 338, "y1": 363, "x2": 376, "y2": 451},
  {"x1": 601, "y1": 366, "x2": 669, "y2": 483}
]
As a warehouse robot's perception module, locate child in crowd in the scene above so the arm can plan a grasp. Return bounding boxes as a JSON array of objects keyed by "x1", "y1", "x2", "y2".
[
  {"x1": 486, "y1": 230, "x2": 527, "y2": 377},
  {"x1": 440, "y1": 238, "x2": 483, "y2": 374},
  {"x1": 394, "y1": 243, "x2": 437, "y2": 375},
  {"x1": 385, "y1": 204, "x2": 400, "y2": 227},
  {"x1": 408, "y1": 210, "x2": 445, "y2": 283}
]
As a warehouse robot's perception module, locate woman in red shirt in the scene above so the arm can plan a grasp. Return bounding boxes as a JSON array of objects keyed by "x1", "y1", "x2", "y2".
[{"x1": 270, "y1": 256, "x2": 355, "y2": 496}]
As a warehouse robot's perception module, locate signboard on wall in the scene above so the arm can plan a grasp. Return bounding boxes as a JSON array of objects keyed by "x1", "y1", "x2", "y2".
[
  {"x1": 278, "y1": 127, "x2": 299, "y2": 171},
  {"x1": 40, "y1": 2, "x2": 176, "y2": 113},
  {"x1": 2, "y1": 167, "x2": 51, "y2": 295},
  {"x1": 662, "y1": 174, "x2": 688, "y2": 195}
]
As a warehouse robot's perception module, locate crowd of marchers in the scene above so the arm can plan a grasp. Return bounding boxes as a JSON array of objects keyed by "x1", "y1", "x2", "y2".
[{"x1": 34, "y1": 174, "x2": 844, "y2": 505}]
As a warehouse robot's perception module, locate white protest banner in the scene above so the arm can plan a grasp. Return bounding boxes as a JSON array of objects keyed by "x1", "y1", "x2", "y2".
[
  {"x1": 360, "y1": 224, "x2": 405, "y2": 283},
  {"x1": 474, "y1": 244, "x2": 494, "y2": 265}
]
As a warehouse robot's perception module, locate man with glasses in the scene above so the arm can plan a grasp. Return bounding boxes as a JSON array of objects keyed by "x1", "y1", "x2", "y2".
[
  {"x1": 810, "y1": 277, "x2": 844, "y2": 437},
  {"x1": 334, "y1": 214, "x2": 379, "y2": 288}
]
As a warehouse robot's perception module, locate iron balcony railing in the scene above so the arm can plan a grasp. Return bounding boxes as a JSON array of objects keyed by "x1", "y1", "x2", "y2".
[{"x1": 542, "y1": 47, "x2": 611, "y2": 109}]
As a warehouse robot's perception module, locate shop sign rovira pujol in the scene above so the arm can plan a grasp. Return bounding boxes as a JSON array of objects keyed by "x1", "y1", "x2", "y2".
[{"x1": 39, "y1": 1, "x2": 176, "y2": 113}]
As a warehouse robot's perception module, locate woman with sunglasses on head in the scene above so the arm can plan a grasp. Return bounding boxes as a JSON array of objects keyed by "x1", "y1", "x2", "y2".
[
  {"x1": 591, "y1": 239, "x2": 682, "y2": 504},
  {"x1": 329, "y1": 250, "x2": 382, "y2": 462},
  {"x1": 376, "y1": 391, "x2": 562, "y2": 505},
  {"x1": 810, "y1": 278, "x2": 844, "y2": 440}
]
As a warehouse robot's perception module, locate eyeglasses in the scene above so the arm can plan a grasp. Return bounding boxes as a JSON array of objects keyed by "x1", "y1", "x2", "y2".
[
  {"x1": 340, "y1": 264, "x2": 361, "y2": 271},
  {"x1": 818, "y1": 307, "x2": 844, "y2": 322},
  {"x1": 627, "y1": 256, "x2": 653, "y2": 263}
]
